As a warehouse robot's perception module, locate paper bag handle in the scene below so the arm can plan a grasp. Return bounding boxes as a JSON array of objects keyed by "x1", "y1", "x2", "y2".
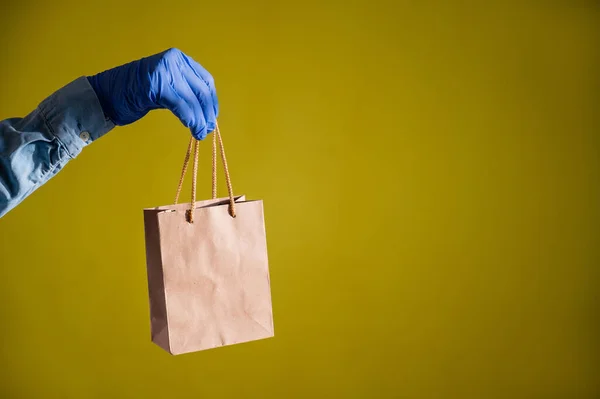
[{"x1": 174, "y1": 121, "x2": 236, "y2": 222}]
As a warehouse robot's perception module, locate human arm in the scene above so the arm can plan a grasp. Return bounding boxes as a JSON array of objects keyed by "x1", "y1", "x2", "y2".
[
  {"x1": 0, "y1": 77, "x2": 114, "y2": 218},
  {"x1": 0, "y1": 48, "x2": 218, "y2": 219}
]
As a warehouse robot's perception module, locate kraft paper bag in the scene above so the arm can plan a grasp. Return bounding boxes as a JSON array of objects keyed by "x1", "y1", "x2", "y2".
[{"x1": 142, "y1": 126, "x2": 274, "y2": 355}]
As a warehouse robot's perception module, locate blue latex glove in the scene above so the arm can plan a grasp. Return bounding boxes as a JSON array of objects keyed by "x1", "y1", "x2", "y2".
[{"x1": 87, "y1": 48, "x2": 218, "y2": 140}]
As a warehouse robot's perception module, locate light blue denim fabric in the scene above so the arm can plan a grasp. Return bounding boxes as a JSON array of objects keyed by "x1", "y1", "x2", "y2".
[{"x1": 0, "y1": 77, "x2": 114, "y2": 218}]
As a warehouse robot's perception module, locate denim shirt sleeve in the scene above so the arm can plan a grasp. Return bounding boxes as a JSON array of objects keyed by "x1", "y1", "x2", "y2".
[{"x1": 0, "y1": 77, "x2": 115, "y2": 218}]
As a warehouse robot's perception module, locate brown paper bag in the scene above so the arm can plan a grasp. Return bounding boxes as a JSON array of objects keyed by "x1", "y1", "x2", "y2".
[{"x1": 142, "y1": 125, "x2": 274, "y2": 355}]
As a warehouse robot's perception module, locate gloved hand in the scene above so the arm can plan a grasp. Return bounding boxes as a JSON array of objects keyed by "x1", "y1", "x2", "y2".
[{"x1": 87, "y1": 48, "x2": 218, "y2": 140}]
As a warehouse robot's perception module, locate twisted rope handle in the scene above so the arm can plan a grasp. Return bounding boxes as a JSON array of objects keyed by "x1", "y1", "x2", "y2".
[
  {"x1": 188, "y1": 138, "x2": 200, "y2": 222},
  {"x1": 215, "y1": 122, "x2": 236, "y2": 218},
  {"x1": 174, "y1": 137, "x2": 193, "y2": 205},
  {"x1": 174, "y1": 121, "x2": 236, "y2": 222},
  {"x1": 212, "y1": 125, "x2": 218, "y2": 199}
]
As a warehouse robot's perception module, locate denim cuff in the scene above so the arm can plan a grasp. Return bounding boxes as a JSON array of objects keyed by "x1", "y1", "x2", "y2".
[{"x1": 38, "y1": 76, "x2": 115, "y2": 158}]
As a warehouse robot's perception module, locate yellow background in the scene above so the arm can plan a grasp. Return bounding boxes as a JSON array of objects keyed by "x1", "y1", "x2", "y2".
[{"x1": 0, "y1": 1, "x2": 598, "y2": 398}]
